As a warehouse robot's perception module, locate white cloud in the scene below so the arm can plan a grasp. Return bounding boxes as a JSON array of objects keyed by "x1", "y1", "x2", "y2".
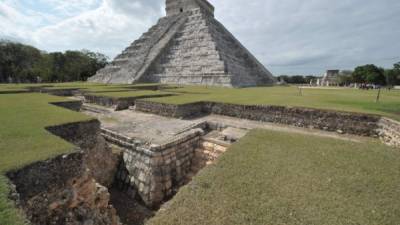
[
  {"x1": 0, "y1": 2, "x2": 37, "y2": 42},
  {"x1": 30, "y1": 0, "x2": 163, "y2": 56},
  {"x1": 209, "y1": 0, "x2": 400, "y2": 74},
  {"x1": 1, "y1": 0, "x2": 400, "y2": 75}
]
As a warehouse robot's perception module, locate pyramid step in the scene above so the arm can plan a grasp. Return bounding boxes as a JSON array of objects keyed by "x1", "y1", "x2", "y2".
[
  {"x1": 112, "y1": 58, "x2": 130, "y2": 66},
  {"x1": 100, "y1": 65, "x2": 121, "y2": 74}
]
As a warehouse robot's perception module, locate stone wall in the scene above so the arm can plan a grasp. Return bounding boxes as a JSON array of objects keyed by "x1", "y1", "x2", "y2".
[
  {"x1": 104, "y1": 128, "x2": 203, "y2": 208},
  {"x1": 135, "y1": 100, "x2": 206, "y2": 118},
  {"x1": 7, "y1": 119, "x2": 121, "y2": 225},
  {"x1": 378, "y1": 118, "x2": 400, "y2": 148},
  {"x1": 135, "y1": 100, "x2": 381, "y2": 137},
  {"x1": 83, "y1": 94, "x2": 174, "y2": 111},
  {"x1": 83, "y1": 94, "x2": 131, "y2": 110},
  {"x1": 209, "y1": 103, "x2": 380, "y2": 136},
  {"x1": 50, "y1": 100, "x2": 83, "y2": 112},
  {"x1": 7, "y1": 152, "x2": 119, "y2": 225},
  {"x1": 27, "y1": 86, "x2": 79, "y2": 96}
]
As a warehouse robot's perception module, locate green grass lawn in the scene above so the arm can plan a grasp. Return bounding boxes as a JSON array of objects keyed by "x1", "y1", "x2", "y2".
[
  {"x1": 0, "y1": 93, "x2": 92, "y2": 224},
  {"x1": 2, "y1": 84, "x2": 399, "y2": 120},
  {"x1": 148, "y1": 129, "x2": 400, "y2": 225},
  {"x1": 0, "y1": 84, "x2": 399, "y2": 225},
  {"x1": 149, "y1": 86, "x2": 400, "y2": 120}
]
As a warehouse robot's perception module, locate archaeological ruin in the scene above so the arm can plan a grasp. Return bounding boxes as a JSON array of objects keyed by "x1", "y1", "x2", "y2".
[
  {"x1": 3, "y1": 1, "x2": 400, "y2": 225},
  {"x1": 88, "y1": 0, "x2": 276, "y2": 87},
  {"x1": 6, "y1": 83, "x2": 400, "y2": 225}
]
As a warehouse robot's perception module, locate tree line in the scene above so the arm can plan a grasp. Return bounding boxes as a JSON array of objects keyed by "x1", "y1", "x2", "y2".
[
  {"x1": 0, "y1": 40, "x2": 108, "y2": 83},
  {"x1": 278, "y1": 63, "x2": 400, "y2": 86}
]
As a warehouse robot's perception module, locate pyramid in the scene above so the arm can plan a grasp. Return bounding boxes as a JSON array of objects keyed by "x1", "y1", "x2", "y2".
[{"x1": 88, "y1": 0, "x2": 276, "y2": 87}]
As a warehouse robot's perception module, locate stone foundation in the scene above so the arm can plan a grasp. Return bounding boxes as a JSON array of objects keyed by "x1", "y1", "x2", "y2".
[
  {"x1": 135, "y1": 100, "x2": 381, "y2": 137},
  {"x1": 83, "y1": 94, "x2": 174, "y2": 111},
  {"x1": 102, "y1": 128, "x2": 204, "y2": 208}
]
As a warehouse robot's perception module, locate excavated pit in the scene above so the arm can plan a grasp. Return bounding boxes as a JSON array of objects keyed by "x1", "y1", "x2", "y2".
[
  {"x1": 75, "y1": 103, "x2": 247, "y2": 224},
  {"x1": 7, "y1": 92, "x2": 400, "y2": 225},
  {"x1": 6, "y1": 99, "x2": 239, "y2": 225}
]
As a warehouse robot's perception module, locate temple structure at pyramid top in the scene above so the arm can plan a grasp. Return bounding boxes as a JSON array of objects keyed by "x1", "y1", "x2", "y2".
[{"x1": 88, "y1": 0, "x2": 276, "y2": 87}]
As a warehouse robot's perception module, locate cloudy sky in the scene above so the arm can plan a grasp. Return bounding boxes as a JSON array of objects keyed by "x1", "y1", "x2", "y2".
[{"x1": 1, "y1": 0, "x2": 399, "y2": 75}]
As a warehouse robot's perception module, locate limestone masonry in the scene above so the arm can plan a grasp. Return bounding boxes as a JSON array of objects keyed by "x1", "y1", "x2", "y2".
[{"x1": 88, "y1": 0, "x2": 276, "y2": 87}]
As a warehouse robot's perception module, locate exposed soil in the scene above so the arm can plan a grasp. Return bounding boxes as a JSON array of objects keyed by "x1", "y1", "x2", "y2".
[{"x1": 109, "y1": 187, "x2": 155, "y2": 225}]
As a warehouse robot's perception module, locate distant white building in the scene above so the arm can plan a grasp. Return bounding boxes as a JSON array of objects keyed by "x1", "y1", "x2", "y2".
[{"x1": 319, "y1": 70, "x2": 340, "y2": 86}]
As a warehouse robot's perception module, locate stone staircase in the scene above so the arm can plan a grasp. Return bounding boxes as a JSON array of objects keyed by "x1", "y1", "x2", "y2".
[
  {"x1": 149, "y1": 9, "x2": 230, "y2": 86},
  {"x1": 187, "y1": 131, "x2": 230, "y2": 180},
  {"x1": 89, "y1": 14, "x2": 189, "y2": 84},
  {"x1": 81, "y1": 103, "x2": 112, "y2": 114}
]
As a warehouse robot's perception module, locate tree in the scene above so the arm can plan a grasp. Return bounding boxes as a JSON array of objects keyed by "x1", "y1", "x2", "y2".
[
  {"x1": 290, "y1": 75, "x2": 306, "y2": 84},
  {"x1": 394, "y1": 62, "x2": 400, "y2": 71},
  {"x1": 0, "y1": 40, "x2": 109, "y2": 83},
  {"x1": 337, "y1": 70, "x2": 353, "y2": 86},
  {"x1": 385, "y1": 62, "x2": 400, "y2": 86},
  {"x1": 304, "y1": 75, "x2": 317, "y2": 84},
  {"x1": 352, "y1": 64, "x2": 386, "y2": 85}
]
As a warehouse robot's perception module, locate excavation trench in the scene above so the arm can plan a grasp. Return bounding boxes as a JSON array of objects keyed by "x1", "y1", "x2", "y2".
[
  {"x1": 81, "y1": 103, "x2": 241, "y2": 224},
  {"x1": 6, "y1": 94, "x2": 400, "y2": 225},
  {"x1": 6, "y1": 101, "x2": 237, "y2": 225}
]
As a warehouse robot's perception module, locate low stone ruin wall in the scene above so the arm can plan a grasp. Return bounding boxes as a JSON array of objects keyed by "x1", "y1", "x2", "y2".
[
  {"x1": 135, "y1": 100, "x2": 206, "y2": 118},
  {"x1": 210, "y1": 103, "x2": 380, "y2": 136},
  {"x1": 27, "y1": 86, "x2": 80, "y2": 96},
  {"x1": 103, "y1": 128, "x2": 203, "y2": 208},
  {"x1": 7, "y1": 119, "x2": 121, "y2": 225},
  {"x1": 135, "y1": 100, "x2": 381, "y2": 137},
  {"x1": 378, "y1": 118, "x2": 400, "y2": 148},
  {"x1": 50, "y1": 100, "x2": 83, "y2": 112},
  {"x1": 83, "y1": 94, "x2": 131, "y2": 110},
  {"x1": 84, "y1": 94, "x2": 174, "y2": 111},
  {"x1": 7, "y1": 152, "x2": 119, "y2": 225},
  {"x1": 42, "y1": 88, "x2": 80, "y2": 96}
]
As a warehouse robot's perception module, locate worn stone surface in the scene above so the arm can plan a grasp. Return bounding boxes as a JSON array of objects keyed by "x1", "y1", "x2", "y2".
[
  {"x1": 378, "y1": 118, "x2": 400, "y2": 148},
  {"x1": 83, "y1": 108, "x2": 206, "y2": 145},
  {"x1": 89, "y1": 0, "x2": 275, "y2": 87}
]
